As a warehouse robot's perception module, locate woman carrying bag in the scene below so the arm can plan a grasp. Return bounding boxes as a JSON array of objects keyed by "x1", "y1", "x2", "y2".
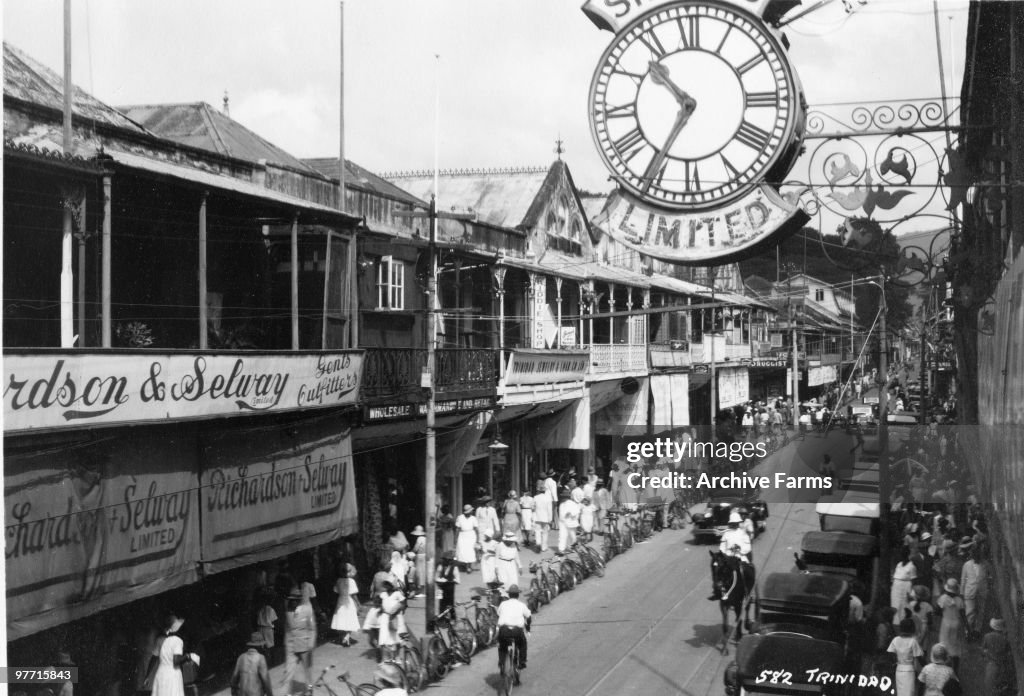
[{"x1": 150, "y1": 614, "x2": 200, "y2": 696}]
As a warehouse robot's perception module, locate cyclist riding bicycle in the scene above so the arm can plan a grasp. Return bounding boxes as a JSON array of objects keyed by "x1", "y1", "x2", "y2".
[
  {"x1": 373, "y1": 663, "x2": 409, "y2": 696},
  {"x1": 496, "y1": 584, "x2": 531, "y2": 675}
]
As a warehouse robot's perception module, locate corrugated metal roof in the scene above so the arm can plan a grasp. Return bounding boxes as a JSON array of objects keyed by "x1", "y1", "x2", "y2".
[
  {"x1": 3, "y1": 42, "x2": 148, "y2": 134},
  {"x1": 579, "y1": 193, "x2": 610, "y2": 225},
  {"x1": 386, "y1": 166, "x2": 551, "y2": 229},
  {"x1": 304, "y1": 157, "x2": 426, "y2": 208},
  {"x1": 104, "y1": 148, "x2": 358, "y2": 220},
  {"x1": 120, "y1": 102, "x2": 320, "y2": 174}
]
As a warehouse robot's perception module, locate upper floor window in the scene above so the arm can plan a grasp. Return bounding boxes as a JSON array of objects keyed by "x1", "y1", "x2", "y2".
[
  {"x1": 814, "y1": 288, "x2": 825, "y2": 302},
  {"x1": 376, "y1": 256, "x2": 405, "y2": 310}
]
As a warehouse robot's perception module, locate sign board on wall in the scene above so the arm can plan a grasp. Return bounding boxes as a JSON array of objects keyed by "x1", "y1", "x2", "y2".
[
  {"x1": 717, "y1": 367, "x2": 750, "y2": 408},
  {"x1": 200, "y1": 427, "x2": 357, "y2": 574},
  {"x1": 5, "y1": 434, "x2": 200, "y2": 640},
  {"x1": 808, "y1": 364, "x2": 838, "y2": 387},
  {"x1": 4, "y1": 351, "x2": 364, "y2": 434},
  {"x1": 533, "y1": 275, "x2": 548, "y2": 349}
]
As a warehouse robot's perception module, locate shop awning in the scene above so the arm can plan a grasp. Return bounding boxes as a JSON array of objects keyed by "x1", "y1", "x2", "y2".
[
  {"x1": 651, "y1": 373, "x2": 690, "y2": 433},
  {"x1": 532, "y1": 394, "x2": 590, "y2": 450},
  {"x1": 593, "y1": 377, "x2": 648, "y2": 436},
  {"x1": 437, "y1": 411, "x2": 493, "y2": 478}
]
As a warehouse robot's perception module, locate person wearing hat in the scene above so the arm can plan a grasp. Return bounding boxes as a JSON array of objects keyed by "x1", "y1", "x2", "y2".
[
  {"x1": 543, "y1": 470, "x2": 559, "y2": 531},
  {"x1": 933, "y1": 537, "x2": 962, "y2": 602},
  {"x1": 593, "y1": 478, "x2": 611, "y2": 535},
  {"x1": 518, "y1": 489, "x2": 535, "y2": 547},
  {"x1": 935, "y1": 578, "x2": 966, "y2": 672},
  {"x1": 480, "y1": 530, "x2": 499, "y2": 586},
  {"x1": 53, "y1": 650, "x2": 75, "y2": 696},
  {"x1": 557, "y1": 488, "x2": 582, "y2": 553},
  {"x1": 982, "y1": 618, "x2": 1012, "y2": 696},
  {"x1": 255, "y1": 591, "x2": 278, "y2": 658},
  {"x1": 409, "y1": 525, "x2": 427, "y2": 597},
  {"x1": 501, "y1": 491, "x2": 522, "y2": 542},
  {"x1": 372, "y1": 663, "x2": 409, "y2": 696},
  {"x1": 476, "y1": 496, "x2": 500, "y2": 548},
  {"x1": 532, "y1": 480, "x2": 553, "y2": 552},
  {"x1": 455, "y1": 504, "x2": 479, "y2": 572},
  {"x1": 152, "y1": 613, "x2": 199, "y2": 696},
  {"x1": 435, "y1": 549, "x2": 461, "y2": 615},
  {"x1": 496, "y1": 584, "x2": 531, "y2": 678},
  {"x1": 959, "y1": 546, "x2": 981, "y2": 639},
  {"x1": 230, "y1": 633, "x2": 273, "y2": 696},
  {"x1": 330, "y1": 562, "x2": 360, "y2": 647},
  {"x1": 908, "y1": 585, "x2": 934, "y2": 655},
  {"x1": 437, "y1": 504, "x2": 456, "y2": 556},
  {"x1": 918, "y1": 644, "x2": 956, "y2": 696},
  {"x1": 891, "y1": 546, "x2": 918, "y2": 622},
  {"x1": 887, "y1": 617, "x2": 924, "y2": 696},
  {"x1": 496, "y1": 531, "x2": 522, "y2": 590},
  {"x1": 709, "y1": 512, "x2": 751, "y2": 601},
  {"x1": 282, "y1": 589, "x2": 315, "y2": 696}
]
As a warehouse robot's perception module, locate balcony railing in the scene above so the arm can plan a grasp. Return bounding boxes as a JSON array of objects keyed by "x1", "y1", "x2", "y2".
[
  {"x1": 589, "y1": 344, "x2": 647, "y2": 375},
  {"x1": 361, "y1": 347, "x2": 497, "y2": 399}
]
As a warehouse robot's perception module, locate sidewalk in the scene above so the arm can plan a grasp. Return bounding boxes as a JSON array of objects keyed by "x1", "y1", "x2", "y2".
[{"x1": 199, "y1": 530, "x2": 619, "y2": 696}]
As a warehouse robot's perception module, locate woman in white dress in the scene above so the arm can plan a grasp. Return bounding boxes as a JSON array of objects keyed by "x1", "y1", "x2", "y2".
[
  {"x1": 495, "y1": 532, "x2": 521, "y2": 591},
  {"x1": 388, "y1": 551, "x2": 408, "y2": 592},
  {"x1": 479, "y1": 531, "x2": 498, "y2": 586},
  {"x1": 891, "y1": 546, "x2": 917, "y2": 621},
  {"x1": 330, "y1": 563, "x2": 360, "y2": 647},
  {"x1": 455, "y1": 505, "x2": 479, "y2": 571},
  {"x1": 151, "y1": 614, "x2": 196, "y2": 696},
  {"x1": 410, "y1": 525, "x2": 427, "y2": 596}
]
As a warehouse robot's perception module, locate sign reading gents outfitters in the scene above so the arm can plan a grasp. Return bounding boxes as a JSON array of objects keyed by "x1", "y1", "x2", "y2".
[
  {"x1": 584, "y1": 0, "x2": 808, "y2": 264},
  {"x1": 3, "y1": 350, "x2": 363, "y2": 433}
]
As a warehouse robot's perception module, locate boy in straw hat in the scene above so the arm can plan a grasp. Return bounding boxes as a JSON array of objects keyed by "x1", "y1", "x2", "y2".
[{"x1": 230, "y1": 633, "x2": 273, "y2": 696}]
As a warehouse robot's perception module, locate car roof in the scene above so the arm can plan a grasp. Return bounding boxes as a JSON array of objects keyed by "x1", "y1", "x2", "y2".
[
  {"x1": 802, "y1": 530, "x2": 879, "y2": 556},
  {"x1": 736, "y1": 634, "x2": 845, "y2": 680},
  {"x1": 759, "y1": 572, "x2": 849, "y2": 613},
  {"x1": 815, "y1": 501, "x2": 879, "y2": 519}
]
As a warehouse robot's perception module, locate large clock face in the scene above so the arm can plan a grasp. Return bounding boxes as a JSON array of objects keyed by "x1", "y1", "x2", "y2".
[{"x1": 589, "y1": 1, "x2": 803, "y2": 212}]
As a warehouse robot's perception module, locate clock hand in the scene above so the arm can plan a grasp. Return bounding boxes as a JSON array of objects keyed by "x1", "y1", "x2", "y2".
[
  {"x1": 640, "y1": 103, "x2": 695, "y2": 192},
  {"x1": 648, "y1": 61, "x2": 696, "y2": 109}
]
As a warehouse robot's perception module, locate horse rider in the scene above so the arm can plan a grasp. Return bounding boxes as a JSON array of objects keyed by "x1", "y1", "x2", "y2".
[{"x1": 709, "y1": 511, "x2": 752, "y2": 600}]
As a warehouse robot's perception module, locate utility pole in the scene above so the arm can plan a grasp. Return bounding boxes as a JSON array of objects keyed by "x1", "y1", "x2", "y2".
[
  {"x1": 877, "y1": 271, "x2": 892, "y2": 582},
  {"x1": 709, "y1": 267, "x2": 718, "y2": 452},
  {"x1": 424, "y1": 195, "x2": 438, "y2": 628},
  {"x1": 60, "y1": 0, "x2": 74, "y2": 347}
]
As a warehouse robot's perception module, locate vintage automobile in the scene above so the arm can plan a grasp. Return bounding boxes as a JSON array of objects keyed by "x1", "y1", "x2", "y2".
[
  {"x1": 796, "y1": 530, "x2": 880, "y2": 611},
  {"x1": 691, "y1": 490, "x2": 768, "y2": 542},
  {"x1": 724, "y1": 573, "x2": 854, "y2": 696}
]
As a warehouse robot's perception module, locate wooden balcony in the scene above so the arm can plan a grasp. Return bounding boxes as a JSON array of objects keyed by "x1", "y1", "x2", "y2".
[{"x1": 361, "y1": 347, "x2": 497, "y2": 400}]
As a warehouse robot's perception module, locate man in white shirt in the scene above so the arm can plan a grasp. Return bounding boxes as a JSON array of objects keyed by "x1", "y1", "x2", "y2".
[
  {"x1": 496, "y1": 585, "x2": 531, "y2": 675},
  {"x1": 543, "y1": 470, "x2": 559, "y2": 530},
  {"x1": 532, "y1": 481, "x2": 553, "y2": 552},
  {"x1": 709, "y1": 512, "x2": 752, "y2": 600}
]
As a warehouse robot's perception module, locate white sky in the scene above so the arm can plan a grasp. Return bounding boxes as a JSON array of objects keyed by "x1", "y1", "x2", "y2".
[{"x1": 4, "y1": 0, "x2": 968, "y2": 203}]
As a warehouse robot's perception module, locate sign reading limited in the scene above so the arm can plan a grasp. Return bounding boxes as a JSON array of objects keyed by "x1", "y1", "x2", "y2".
[{"x1": 584, "y1": 0, "x2": 808, "y2": 264}]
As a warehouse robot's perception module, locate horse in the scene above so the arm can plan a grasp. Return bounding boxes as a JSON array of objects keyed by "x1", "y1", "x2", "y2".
[{"x1": 709, "y1": 550, "x2": 756, "y2": 655}]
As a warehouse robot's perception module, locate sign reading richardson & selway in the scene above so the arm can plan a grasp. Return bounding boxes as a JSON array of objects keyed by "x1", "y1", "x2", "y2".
[
  {"x1": 3, "y1": 350, "x2": 364, "y2": 434},
  {"x1": 200, "y1": 425, "x2": 357, "y2": 574}
]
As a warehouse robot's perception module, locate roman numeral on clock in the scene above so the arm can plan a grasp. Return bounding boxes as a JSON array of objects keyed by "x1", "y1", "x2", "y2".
[
  {"x1": 720, "y1": 153, "x2": 740, "y2": 180},
  {"x1": 613, "y1": 128, "x2": 647, "y2": 162},
  {"x1": 605, "y1": 102, "x2": 637, "y2": 120},
  {"x1": 638, "y1": 30, "x2": 667, "y2": 58},
  {"x1": 676, "y1": 15, "x2": 701, "y2": 49},
  {"x1": 737, "y1": 53, "x2": 766, "y2": 75},
  {"x1": 735, "y1": 120, "x2": 771, "y2": 151},
  {"x1": 746, "y1": 91, "x2": 777, "y2": 108},
  {"x1": 684, "y1": 161, "x2": 701, "y2": 192}
]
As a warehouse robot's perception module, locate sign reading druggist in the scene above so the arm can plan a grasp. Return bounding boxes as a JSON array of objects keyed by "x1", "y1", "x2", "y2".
[
  {"x1": 584, "y1": 0, "x2": 808, "y2": 264},
  {"x1": 4, "y1": 351, "x2": 363, "y2": 433}
]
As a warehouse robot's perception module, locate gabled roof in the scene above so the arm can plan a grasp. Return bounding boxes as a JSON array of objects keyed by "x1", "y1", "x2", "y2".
[
  {"x1": 385, "y1": 165, "x2": 551, "y2": 229},
  {"x1": 4, "y1": 42, "x2": 148, "y2": 134},
  {"x1": 121, "y1": 102, "x2": 319, "y2": 174},
  {"x1": 304, "y1": 157, "x2": 426, "y2": 208}
]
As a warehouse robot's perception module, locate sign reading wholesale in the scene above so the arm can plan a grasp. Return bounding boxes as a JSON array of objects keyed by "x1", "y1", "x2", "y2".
[{"x1": 3, "y1": 351, "x2": 363, "y2": 433}]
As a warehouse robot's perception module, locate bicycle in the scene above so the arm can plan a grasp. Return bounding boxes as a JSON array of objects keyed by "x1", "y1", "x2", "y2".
[
  {"x1": 499, "y1": 634, "x2": 522, "y2": 695},
  {"x1": 420, "y1": 605, "x2": 473, "y2": 681},
  {"x1": 602, "y1": 511, "x2": 624, "y2": 561},
  {"x1": 456, "y1": 596, "x2": 497, "y2": 651},
  {"x1": 569, "y1": 539, "x2": 605, "y2": 578},
  {"x1": 313, "y1": 665, "x2": 379, "y2": 696},
  {"x1": 391, "y1": 634, "x2": 426, "y2": 692},
  {"x1": 530, "y1": 559, "x2": 559, "y2": 602}
]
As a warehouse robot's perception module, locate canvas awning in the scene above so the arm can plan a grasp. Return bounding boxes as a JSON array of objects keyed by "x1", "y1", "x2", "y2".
[
  {"x1": 651, "y1": 373, "x2": 690, "y2": 433},
  {"x1": 437, "y1": 411, "x2": 493, "y2": 478}
]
